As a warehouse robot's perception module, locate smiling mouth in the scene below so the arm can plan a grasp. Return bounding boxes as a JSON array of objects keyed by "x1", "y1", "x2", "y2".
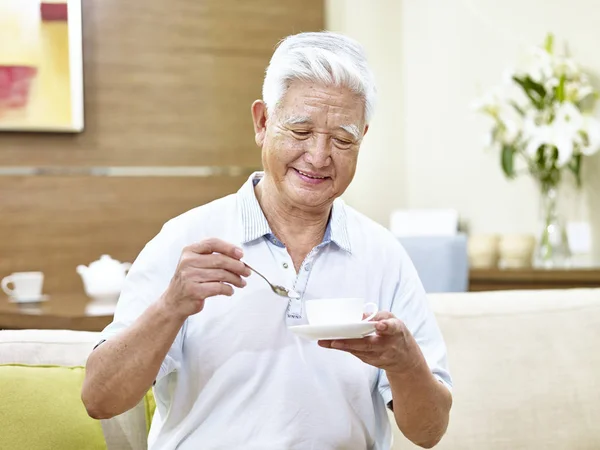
[{"x1": 293, "y1": 168, "x2": 329, "y2": 179}]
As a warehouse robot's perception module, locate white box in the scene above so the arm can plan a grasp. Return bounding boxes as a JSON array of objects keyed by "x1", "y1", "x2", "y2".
[{"x1": 389, "y1": 209, "x2": 459, "y2": 237}]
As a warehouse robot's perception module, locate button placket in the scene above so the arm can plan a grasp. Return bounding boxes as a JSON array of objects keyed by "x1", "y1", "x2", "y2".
[
  {"x1": 286, "y1": 271, "x2": 306, "y2": 323},
  {"x1": 271, "y1": 245, "x2": 295, "y2": 286},
  {"x1": 285, "y1": 250, "x2": 320, "y2": 325}
]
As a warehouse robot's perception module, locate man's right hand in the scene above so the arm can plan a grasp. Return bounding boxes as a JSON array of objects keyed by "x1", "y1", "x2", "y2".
[{"x1": 160, "y1": 238, "x2": 251, "y2": 318}]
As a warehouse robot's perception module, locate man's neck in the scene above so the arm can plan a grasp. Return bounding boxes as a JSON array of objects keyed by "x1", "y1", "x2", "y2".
[{"x1": 254, "y1": 177, "x2": 331, "y2": 251}]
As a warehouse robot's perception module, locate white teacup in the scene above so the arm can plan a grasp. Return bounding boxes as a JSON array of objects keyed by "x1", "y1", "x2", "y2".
[
  {"x1": 305, "y1": 298, "x2": 378, "y2": 326},
  {"x1": 1, "y1": 272, "x2": 44, "y2": 301}
]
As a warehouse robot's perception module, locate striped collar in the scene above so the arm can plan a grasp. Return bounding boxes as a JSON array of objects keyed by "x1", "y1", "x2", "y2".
[{"x1": 237, "y1": 172, "x2": 351, "y2": 253}]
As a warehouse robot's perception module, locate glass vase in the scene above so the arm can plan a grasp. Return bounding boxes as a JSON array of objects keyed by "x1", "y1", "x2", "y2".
[{"x1": 533, "y1": 185, "x2": 571, "y2": 268}]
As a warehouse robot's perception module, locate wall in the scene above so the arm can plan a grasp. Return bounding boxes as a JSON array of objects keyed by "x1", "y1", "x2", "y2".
[
  {"x1": 327, "y1": 0, "x2": 600, "y2": 259},
  {"x1": 325, "y1": 0, "x2": 406, "y2": 226},
  {"x1": 0, "y1": 0, "x2": 323, "y2": 295},
  {"x1": 401, "y1": 0, "x2": 600, "y2": 259}
]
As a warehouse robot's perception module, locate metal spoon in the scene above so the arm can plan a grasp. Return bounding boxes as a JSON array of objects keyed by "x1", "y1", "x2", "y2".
[{"x1": 244, "y1": 263, "x2": 300, "y2": 299}]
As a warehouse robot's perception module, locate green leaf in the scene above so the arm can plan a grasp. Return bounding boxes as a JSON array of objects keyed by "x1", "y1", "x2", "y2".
[
  {"x1": 544, "y1": 33, "x2": 554, "y2": 54},
  {"x1": 525, "y1": 77, "x2": 546, "y2": 98},
  {"x1": 513, "y1": 76, "x2": 547, "y2": 109},
  {"x1": 569, "y1": 153, "x2": 582, "y2": 187},
  {"x1": 536, "y1": 145, "x2": 545, "y2": 166},
  {"x1": 501, "y1": 145, "x2": 516, "y2": 178},
  {"x1": 509, "y1": 101, "x2": 526, "y2": 116},
  {"x1": 555, "y1": 74, "x2": 566, "y2": 103}
]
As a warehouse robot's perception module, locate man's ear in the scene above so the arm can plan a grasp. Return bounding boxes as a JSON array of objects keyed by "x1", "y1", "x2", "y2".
[
  {"x1": 363, "y1": 124, "x2": 369, "y2": 138},
  {"x1": 251, "y1": 100, "x2": 268, "y2": 147}
]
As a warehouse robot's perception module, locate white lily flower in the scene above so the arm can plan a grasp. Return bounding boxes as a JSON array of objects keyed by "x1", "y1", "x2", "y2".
[
  {"x1": 576, "y1": 85, "x2": 595, "y2": 102},
  {"x1": 551, "y1": 123, "x2": 575, "y2": 166},
  {"x1": 524, "y1": 108, "x2": 580, "y2": 166},
  {"x1": 544, "y1": 77, "x2": 560, "y2": 93},
  {"x1": 525, "y1": 124, "x2": 551, "y2": 156},
  {"x1": 503, "y1": 119, "x2": 520, "y2": 143},
  {"x1": 474, "y1": 34, "x2": 599, "y2": 183},
  {"x1": 528, "y1": 48, "x2": 554, "y2": 82},
  {"x1": 523, "y1": 110, "x2": 542, "y2": 135},
  {"x1": 525, "y1": 125, "x2": 575, "y2": 167},
  {"x1": 565, "y1": 82, "x2": 582, "y2": 102},
  {"x1": 551, "y1": 103, "x2": 584, "y2": 165},
  {"x1": 580, "y1": 116, "x2": 600, "y2": 155},
  {"x1": 497, "y1": 104, "x2": 523, "y2": 144},
  {"x1": 555, "y1": 56, "x2": 580, "y2": 78},
  {"x1": 555, "y1": 102, "x2": 583, "y2": 132}
]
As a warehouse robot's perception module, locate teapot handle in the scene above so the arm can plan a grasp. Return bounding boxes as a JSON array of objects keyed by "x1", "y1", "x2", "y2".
[{"x1": 121, "y1": 262, "x2": 132, "y2": 273}]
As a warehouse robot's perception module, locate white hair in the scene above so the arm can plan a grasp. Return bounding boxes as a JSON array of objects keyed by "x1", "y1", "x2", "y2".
[{"x1": 262, "y1": 31, "x2": 377, "y2": 124}]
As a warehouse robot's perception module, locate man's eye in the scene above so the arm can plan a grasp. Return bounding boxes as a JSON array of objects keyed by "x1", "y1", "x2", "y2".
[
  {"x1": 334, "y1": 138, "x2": 352, "y2": 147},
  {"x1": 292, "y1": 130, "x2": 310, "y2": 137}
]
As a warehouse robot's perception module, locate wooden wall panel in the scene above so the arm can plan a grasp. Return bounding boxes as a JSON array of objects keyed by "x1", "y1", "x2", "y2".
[
  {"x1": 0, "y1": 0, "x2": 324, "y2": 166},
  {"x1": 0, "y1": 0, "x2": 324, "y2": 302},
  {"x1": 0, "y1": 175, "x2": 250, "y2": 295}
]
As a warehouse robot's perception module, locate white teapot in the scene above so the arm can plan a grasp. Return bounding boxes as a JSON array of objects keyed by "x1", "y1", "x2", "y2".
[{"x1": 76, "y1": 254, "x2": 131, "y2": 302}]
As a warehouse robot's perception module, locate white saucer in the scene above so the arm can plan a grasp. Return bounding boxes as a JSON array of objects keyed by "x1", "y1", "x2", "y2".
[
  {"x1": 8, "y1": 294, "x2": 49, "y2": 304},
  {"x1": 289, "y1": 321, "x2": 376, "y2": 341}
]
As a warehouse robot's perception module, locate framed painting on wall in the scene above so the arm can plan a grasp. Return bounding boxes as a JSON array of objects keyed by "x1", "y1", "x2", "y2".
[{"x1": 0, "y1": 0, "x2": 84, "y2": 133}]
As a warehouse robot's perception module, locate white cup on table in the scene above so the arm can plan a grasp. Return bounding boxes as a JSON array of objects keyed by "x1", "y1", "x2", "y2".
[{"x1": 1, "y1": 272, "x2": 45, "y2": 302}]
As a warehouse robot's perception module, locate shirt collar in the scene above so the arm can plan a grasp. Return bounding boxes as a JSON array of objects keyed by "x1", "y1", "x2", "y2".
[{"x1": 237, "y1": 172, "x2": 351, "y2": 253}]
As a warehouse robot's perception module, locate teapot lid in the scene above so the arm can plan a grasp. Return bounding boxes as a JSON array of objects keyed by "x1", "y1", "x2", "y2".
[{"x1": 88, "y1": 254, "x2": 121, "y2": 270}]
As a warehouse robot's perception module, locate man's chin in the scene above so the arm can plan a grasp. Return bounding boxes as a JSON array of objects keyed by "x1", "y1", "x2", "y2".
[{"x1": 287, "y1": 190, "x2": 333, "y2": 211}]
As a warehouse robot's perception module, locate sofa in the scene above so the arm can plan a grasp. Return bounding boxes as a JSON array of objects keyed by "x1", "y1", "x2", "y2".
[{"x1": 1, "y1": 288, "x2": 599, "y2": 449}]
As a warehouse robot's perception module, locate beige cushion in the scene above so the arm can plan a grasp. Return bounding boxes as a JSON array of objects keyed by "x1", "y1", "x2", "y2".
[
  {"x1": 0, "y1": 329, "x2": 148, "y2": 450},
  {"x1": 392, "y1": 288, "x2": 600, "y2": 450},
  {"x1": 0, "y1": 329, "x2": 99, "y2": 366},
  {"x1": 4, "y1": 287, "x2": 600, "y2": 450}
]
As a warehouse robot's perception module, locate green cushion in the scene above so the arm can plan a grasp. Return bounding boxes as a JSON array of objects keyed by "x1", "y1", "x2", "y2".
[
  {"x1": 144, "y1": 389, "x2": 156, "y2": 433},
  {"x1": 0, "y1": 364, "x2": 107, "y2": 450}
]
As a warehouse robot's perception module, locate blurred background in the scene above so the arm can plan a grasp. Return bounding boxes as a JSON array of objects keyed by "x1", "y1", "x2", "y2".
[
  {"x1": 2, "y1": 2, "x2": 600, "y2": 448},
  {"x1": 1, "y1": 0, "x2": 600, "y2": 324}
]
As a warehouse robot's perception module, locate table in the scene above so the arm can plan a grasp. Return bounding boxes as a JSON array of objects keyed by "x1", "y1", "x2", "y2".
[
  {"x1": 0, "y1": 293, "x2": 113, "y2": 331},
  {"x1": 469, "y1": 268, "x2": 600, "y2": 292},
  {"x1": 4, "y1": 269, "x2": 600, "y2": 330}
]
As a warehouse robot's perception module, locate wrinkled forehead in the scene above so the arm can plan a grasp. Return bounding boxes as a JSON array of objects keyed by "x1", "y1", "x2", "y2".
[{"x1": 272, "y1": 82, "x2": 365, "y2": 136}]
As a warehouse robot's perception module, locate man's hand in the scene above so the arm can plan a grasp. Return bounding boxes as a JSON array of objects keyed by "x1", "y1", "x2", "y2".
[
  {"x1": 319, "y1": 311, "x2": 452, "y2": 448},
  {"x1": 161, "y1": 238, "x2": 251, "y2": 319},
  {"x1": 317, "y1": 311, "x2": 422, "y2": 374}
]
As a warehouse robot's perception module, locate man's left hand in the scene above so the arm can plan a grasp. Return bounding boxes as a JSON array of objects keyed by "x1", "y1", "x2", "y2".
[{"x1": 318, "y1": 311, "x2": 422, "y2": 374}]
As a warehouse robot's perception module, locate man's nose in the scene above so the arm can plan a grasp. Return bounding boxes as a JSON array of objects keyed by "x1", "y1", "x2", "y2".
[{"x1": 305, "y1": 135, "x2": 332, "y2": 169}]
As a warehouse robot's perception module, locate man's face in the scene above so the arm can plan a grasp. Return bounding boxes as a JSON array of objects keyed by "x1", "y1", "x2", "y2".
[{"x1": 251, "y1": 81, "x2": 368, "y2": 211}]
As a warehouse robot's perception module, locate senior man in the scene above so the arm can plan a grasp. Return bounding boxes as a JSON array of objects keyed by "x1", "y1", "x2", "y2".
[{"x1": 82, "y1": 31, "x2": 452, "y2": 450}]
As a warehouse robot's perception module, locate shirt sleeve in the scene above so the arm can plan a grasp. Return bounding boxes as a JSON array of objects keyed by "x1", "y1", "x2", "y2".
[
  {"x1": 97, "y1": 220, "x2": 186, "y2": 383},
  {"x1": 377, "y1": 245, "x2": 453, "y2": 406}
]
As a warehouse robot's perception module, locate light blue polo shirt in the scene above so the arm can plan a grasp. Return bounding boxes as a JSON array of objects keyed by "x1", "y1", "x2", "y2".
[{"x1": 100, "y1": 172, "x2": 452, "y2": 450}]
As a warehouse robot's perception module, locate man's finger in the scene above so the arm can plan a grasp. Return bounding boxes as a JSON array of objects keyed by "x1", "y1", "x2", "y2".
[
  {"x1": 187, "y1": 238, "x2": 244, "y2": 259},
  {"x1": 194, "y1": 281, "x2": 235, "y2": 299},
  {"x1": 193, "y1": 268, "x2": 246, "y2": 288},
  {"x1": 345, "y1": 350, "x2": 376, "y2": 360},
  {"x1": 329, "y1": 336, "x2": 381, "y2": 352},
  {"x1": 362, "y1": 311, "x2": 394, "y2": 322},
  {"x1": 375, "y1": 318, "x2": 403, "y2": 336},
  {"x1": 193, "y1": 254, "x2": 250, "y2": 276}
]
